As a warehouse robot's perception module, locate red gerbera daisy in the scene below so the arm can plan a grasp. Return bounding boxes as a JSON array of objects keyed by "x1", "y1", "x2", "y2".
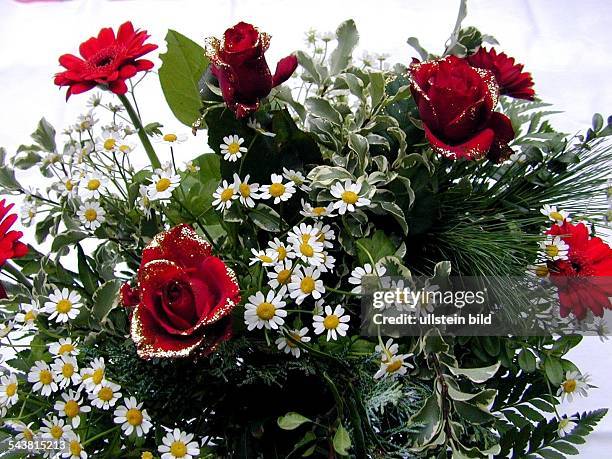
[
  {"x1": 546, "y1": 221, "x2": 612, "y2": 319},
  {"x1": 466, "y1": 47, "x2": 535, "y2": 100},
  {"x1": 0, "y1": 199, "x2": 28, "y2": 266},
  {"x1": 54, "y1": 21, "x2": 158, "y2": 99}
]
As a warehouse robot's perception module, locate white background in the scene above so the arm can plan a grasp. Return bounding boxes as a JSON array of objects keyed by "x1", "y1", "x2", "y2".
[{"x1": 0, "y1": 0, "x2": 610, "y2": 455}]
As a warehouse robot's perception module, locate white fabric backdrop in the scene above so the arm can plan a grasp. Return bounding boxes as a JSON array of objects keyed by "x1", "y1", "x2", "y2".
[{"x1": 0, "y1": 0, "x2": 610, "y2": 454}]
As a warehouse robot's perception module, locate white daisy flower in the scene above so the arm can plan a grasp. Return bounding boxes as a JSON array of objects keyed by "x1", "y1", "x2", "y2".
[
  {"x1": 220, "y1": 135, "x2": 247, "y2": 162},
  {"x1": 267, "y1": 237, "x2": 295, "y2": 263},
  {"x1": 77, "y1": 201, "x2": 106, "y2": 230},
  {"x1": 147, "y1": 169, "x2": 181, "y2": 200},
  {"x1": 40, "y1": 416, "x2": 71, "y2": 442},
  {"x1": 43, "y1": 288, "x2": 82, "y2": 323},
  {"x1": 300, "y1": 200, "x2": 336, "y2": 219},
  {"x1": 54, "y1": 390, "x2": 91, "y2": 428},
  {"x1": 96, "y1": 129, "x2": 123, "y2": 153},
  {"x1": 244, "y1": 288, "x2": 288, "y2": 330},
  {"x1": 86, "y1": 92, "x2": 102, "y2": 108},
  {"x1": 313, "y1": 222, "x2": 335, "y2": 249},
  {"x1": 80, "y1": 357, "x2": 107, "y2": 392},
  {"x1": 276, "y1": 327, "x2": 311, "y2": 358},
  {"x1": 260, "y1": 174, "x2": 296, "y2": 204},
  {"x1": 313, "y1": 305, "x2": 350, "y2": 341},
  {"x1": 75, "y1": 111, "x2": 97, "y2": 132},
  {"x1": 20, "y1": 201, "x2": 37, "y2": 226},
  {"x1": 49, "y1": 338, "x2": 80, "y2": 357},
  {"x1": 116, "y1": 139, "x2": 135, "y2": 155},
  {"x1": 249, "y1": 248, "x2": 278, "y2": 267},
  {"x1": 530, "y1": 264, "x2": 550, "y2": 278},
  {"x1": 557, "y1": 371, "x2": 590, "y2": 402},
  {"x1": 282, "y1": 168, "x2": 310, "y2": 192},
  {"x1": 374, "y1": 352, "x2": 413, "y2": 379},
  {"x1": 62, "y1": 431, "x2": 87, "y2": 459},
  {"x1": 73, "y1": 142, "x2": 93, "y2": 164},
  {"x1": 330, "y1": 180, "x2": 371, "y2": 214},
  {"x1": 183, "y1": 160, "x2": 200, "y2": 173},
  {"x1": 375, "y1": 338, "x2": 399, "y2": 359},
  {"x1": 158, "y1": 428, "x2": 200, "y2": 459},
  {"x1": 540, "y1": 204, "x2": 571, "y2": 225},
  {"x1": 51, "y1": 355, "x2": 81, "y2": 388},
  {"x1": 540, "y1": 235, "x2": 569, "y2": 261},
  {"x1": 287, "y1": 223, "x2": 325, "y2": 266},
  {"x1": 90, "y1": 380, "x2": 122, "y2": 410},
  {"x1": 0, "y1": 373, "x2": 19, "y2": 407},
  {"x1": 138, "y1": 184, "x2": 153, "y2": 218},
  {"x1": 319, "y1": 253, "x2": 336, "y2": 273},
  {"x1": 28, "y1": 361, "x2": 58, "y2": 396},
  {"x1": 14, "y1": 302, "x2": 39, "y2": 330},
  {"x1": 158, "y1": 132, "x2": 188, "y2": 145},
  {"x1": 318, "y1": 31, "x2": 335, "y2": 42},
  {"x1": 113, "y1": 396, "x2": 152, "y2": 438},
  {"x1": 212, "y1": 180, "x2": 238, "y2": 211},
  {"x1": 233, "y1": 174, "x2": 259, "y2": 208},
  {"x1": 60, "y1": 176, "x2": 79, "y2": 198},
  {"x1": 11, "y1": 421, "x2": 36, "y2": 442},
  {"x1": 348, "y1": 263, "x2": 387, "y2": 294},
  {"x1": 80, "y1": 172, "x2": 107, "y2": 201},
  {"x1": 247, "y1": 118, "x2": 276, "y2": 137},
  {"x1": 557, "y1": 416, "x2": 577, "y2": 438},
  {"x1": 267, "y1": 260, "x2": 294, "y2": 289},
  {"x1": 288, "y1": 266, "x2": 325, "y2": 304}
]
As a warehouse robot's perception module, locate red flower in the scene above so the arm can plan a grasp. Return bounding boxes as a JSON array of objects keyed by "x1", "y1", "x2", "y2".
[
  {"x1": 546, "y1": 221, "x2": 612, "y2": 319},
  {"x1": 129, "y1": 224, "x2": 240, "y2": 359},
  {"x1": 466, "y1": 47, "x2": 535, "y2": 100},
  {"x1": 0, "y1": 199, "x2": 28, "y2": 266},
  {"x1": 409, "y1": 56, "x2": 515, "y2": 161},
  {"x1": 206, "y1": 22, "x2": 298, "y2": 118},
  {"x1": 54, "y1": 21, "x2": 158, "y2": 99}
]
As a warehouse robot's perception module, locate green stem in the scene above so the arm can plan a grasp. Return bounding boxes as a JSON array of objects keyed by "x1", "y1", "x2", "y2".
[
  {"x1": 4, "y1": 261, "x2": 33, "y2": 289},
  {"x1": 117, "y1": 94, "x2": 161, "y2": 169},
  {"x1": 325, "y1": 285, "x2": 361, "y2": 297},
  {"x1": 83, "y1": 426, "x2": 120, "y2": 446}
]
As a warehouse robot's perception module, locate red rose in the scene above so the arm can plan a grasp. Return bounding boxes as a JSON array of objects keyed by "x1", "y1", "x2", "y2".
[
  {"x1": 206, "y1": 22, "x2": 298, "y2": 118},
  {"x1": 546, "y1": 221, "x2": 612, "y2": 319},
  {"x1": 409, "y1": 55, "x2": 514, "y2": 161},
  {"x1": 129, "y1": 224, "x2": 240, "y2": 359},
  {"x1": 54, "y1": 21, "x2": 158, "y2": 99},
  {"x1": 466, "y1": 47, "x2": 535, "y2": 100}
]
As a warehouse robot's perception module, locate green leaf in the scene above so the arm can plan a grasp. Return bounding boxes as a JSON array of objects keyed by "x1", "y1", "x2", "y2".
[
  {"x1": 92, "y1": 280, "x2": 122, "y2": 323},
  {"x1": 77, "y1": 244, "x2": 99, "y2": 295},
  {"x1": 12, "y1": 150, "x2": 41, "y2": 169},
  {"x1": 369, "y1": 71, "x2": 385, "y2": 107},
  {"x1": 332, "y1": 424, "x2": 351, "y2": 456},
  {"x1": 159, "y1": 30, "x2": 209, "y2": 127},
  {"x1": 518, "y1": 348, "x2": 537, "y2": 373},
  {"x1": 330, "y1": 19, "x2": 359, "y2": 75},
  {"x1": 249, "y1": 204, "x2": 281, "y2": 233},
  {"x1": 356, "y1": 231, "x2": 395, "y2": 265},
  {"x1": 297, "y1": 50, "x2": 322, "y2": 85},
  {"x1": 305, "y1": 97, "x2": 343, "y2": 125},
  {"x1": 31, "y1": 118, "x2": 56, "y2": 152},
  {"x1": 454, "y1": 400, "x2": 496, "y2": 425},
  {"x1": 378, "y1": 201, "x2": 408, "y2": 235},
  {"x1": 51, "y1": 230, "x2": 88, "y2": 252},
  {"x1": 0, "y1": 166, "x2": 21, "y2": 191},
  {"x1": 277, "y1": 412, "x2": 311, "y2": 431},
  {"x1": 446, "y1": 362, "x2": 500, "y2": 383},
  {"x1": 543, "y1": 357, "x2": 564, "y2": 386},
  {"x1": 307, "y1": 165, "x2": 354, "y2": 187}
]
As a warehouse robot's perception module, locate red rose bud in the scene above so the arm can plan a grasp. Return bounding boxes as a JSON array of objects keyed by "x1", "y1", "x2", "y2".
[
  {"x1": 467, "y1": 47, "x2": 535, "y2": 101},
  {"x1": 546, "y1": 221, "x2": 612, "y2": 319},
  {"x1": 119, "y1": 283, "x2": 140, "y2": 308},
  {"x1": 206, "y1": 22, "x2": 298, "y2": 118},
  {"x1": 54, "y1": 21, "x2": 158, "y2": 99},
  {"x1": 409, "y1": 55, "x2": 514, "y2": 161},
  {"x1": 130, "y1": 224, "x2": 240, "y2": 359}
]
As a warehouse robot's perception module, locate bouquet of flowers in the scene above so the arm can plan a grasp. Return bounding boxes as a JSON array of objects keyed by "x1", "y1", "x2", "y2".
[{"x1": 1, "y1": 2, "x2": 611, "y2": 458}]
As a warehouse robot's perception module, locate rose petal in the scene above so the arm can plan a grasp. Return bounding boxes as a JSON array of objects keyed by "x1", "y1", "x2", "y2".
[{"x1": 272, "y1": 55, "x2": 298, "y2": 87}]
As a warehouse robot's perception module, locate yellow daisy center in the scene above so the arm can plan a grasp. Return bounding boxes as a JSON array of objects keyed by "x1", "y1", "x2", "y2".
[
  {"x1": 50, "y1": 425, "x2": 63, "y2": 439},
  {"x1": 545, "y1": 245, "x2": 559, "y2": 257},
  {"x1": 98, "y1": 387, "x2": 114, "y2": 402},
  {"x1": 323, "y1": 314, "x2": 339, "y2": 330},
  {"x1": 312, "y1": 206, "x2": 326, "y2": 215},
  {"x1": 126, "y1": 408, "x2": 143, "y2": 426},
  {"x1": 24, "y1": 430, "x2": 34, "y2": 441},
  {"x1": 387, "y1": 359, "x2": 403, "y2": 373},
  {"x1": 277, "y1": 269, "x2": 291, "y2": 285},
  {"x1": 6, "y1": 383, "x2": 17, "y2": 397},
  {"x1": 256, "y1": 302, "x2": 276, "y2": 320},
  {"x1": 239, "y1": 183, "x2": 251, "y2": 197},
  {"x1": 535, "y1": 265, "x2": 549, "y2": 277},
  {"x1": 170, "y1": 441, "x2": 187, "y2": 457},
  {"x1": 227, "y1": 142, "x2": 240, "y2": 154},
  {"x1": 69, "y1": 440, "x2": 82, "y2": 456},
  {"x1": 563, "y1": 379, "x2": 577, "y2": 393},
  {"x1": 163, "y1": 133, "x2": 178, "y2": 142},
  {"x1": 56, "y1": 299, "x2": 72, "y2": 314},
  {"x1": 286, "y1": 332, "x2": 300, "y2": 348},
  {"x1": 87, "y1": 179, "x2": 101, "y2": 191},
  {"x1": 300, "y1": 243, "x2": 314, "y2": 258},
  {"x1": 141, "y1": 452, "x2": 153, "y2": 459},
  {"x1": 258, "y1": 254, "x2": 273, "y2": 263},
  {"x1": 269, "y1": 183, "x2": 285, "y2": 197},
  {"x1": 300, "y1": 277, "x2": 315, "y2": 294},
  {"x1": 24, "y1": 310, "x2": 36, "y2": 322},
  {"x1": 65, "y1": 179, "x2": 74, "y2": 191},
  {"x1": 103, "y1": 139, "x2": 116, "y2": 151},
  {"x1": 316, "y1": 231, "x2": 325, "y2": 243},
  {"x1": 62, "y1": 363, "x2": 75, "y2": 378},
  {"x1": 156, "y1": 178, "x2": 172, "y2": 192},
  {"x1": 84, "y1": 208, "x2": 98, "y2": 222},
  {"x1": 58, "y1": 343, "x2": 75, "y2": 355},
  {"x1": 341, "y1": 190, "x2": 358, "y2": 204},
  {"x1": 64, "y1": 400, "x2": 80, "y2": 418},
  {"x1": 220, "y1": 188, "x2": 234, "y2": 202},
  {"x1": 549, "y1": 211, "x2": 564, "y2": 221},
  {"x1": 276, "y1": 246, "x2": 287, "y2": 261},
  {"x1": 92, "y1": 368, "x2": 104, "y2": 385},
  {"x1": 119, "y1": 144, "x2": 131, "y2": 153}
]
